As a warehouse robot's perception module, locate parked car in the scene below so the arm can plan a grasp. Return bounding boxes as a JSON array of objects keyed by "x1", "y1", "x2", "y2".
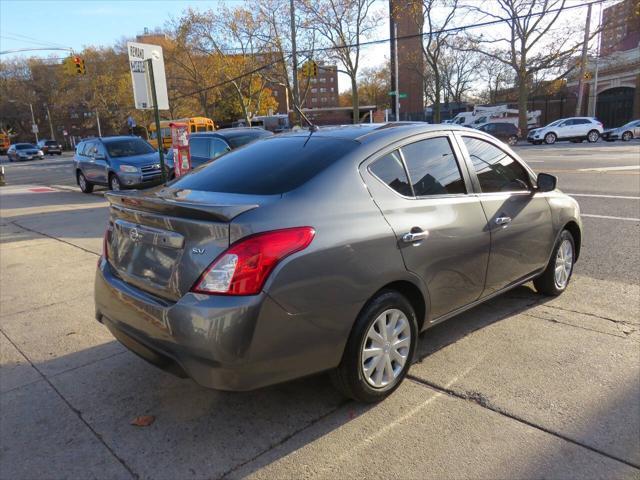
[
  {"x1": 74, "y1": 136, "x2": 169, "y2": 193},
  {"x1": 37, "y1": 139, "x2": 63, "y2": 155},
  {"x1": 168, "y1": 127, "x2": 274, "y2": 169},
  {"x1": 527, "y1": 117, "x2": 603, "y2": 145},
  {"x1": 95, "y1": 123, "x2": 582, "y2": 403},
  {"x1": 476, "y1": 122, "x2": 520, "y2": 146},
  {"x1": 7, "y1": 143, "x2": 44, "y2": 162},
  {"x1": 601, "y1": 119, "x2": 640, "y2": 142}
]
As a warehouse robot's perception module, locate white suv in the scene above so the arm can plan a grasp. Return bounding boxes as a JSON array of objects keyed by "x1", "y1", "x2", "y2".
[{"x1": 527, "y1": 117, "x2": 603, "y2": 145}]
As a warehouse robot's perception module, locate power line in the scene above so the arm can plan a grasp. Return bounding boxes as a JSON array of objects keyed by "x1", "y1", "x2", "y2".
[{"x1": 171, "y1": 0, "x2": 604, "y2": 101}]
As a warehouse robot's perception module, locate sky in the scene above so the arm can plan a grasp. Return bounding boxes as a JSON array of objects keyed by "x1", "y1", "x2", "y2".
[
  {"x1": 0, "y1": 0, "x2": 389, "y2": 93},
  {"x1": 1, "y1": 0, "x2": 601, "y2": 95}
]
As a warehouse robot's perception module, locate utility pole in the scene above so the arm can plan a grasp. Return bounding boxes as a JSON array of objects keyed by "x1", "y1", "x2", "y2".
[
  {"x1": 95, "y1": 109, "x2": 102, "y2": 137},
  {"x1": 393, "y1": 22, "x2": 400, "y2": 122},
  {"x1": 575, "y1": 3, "x2": 592, "y2": 116},
  {"x1": 589, "y1": 2, "x2": 603, "y2": 117},
  {"x1": 290, "y1": 0, "x2": 301, "y2": 126},
  {"x1": 45, "y1": 104, "x2": 55, "y2": 140},
  {"x1": 28, "y1": 103, "x2": 38, "y2": 143}
]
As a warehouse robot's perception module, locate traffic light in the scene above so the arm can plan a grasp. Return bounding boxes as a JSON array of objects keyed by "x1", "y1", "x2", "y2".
[
  {"x1": 303, "y1": 60, "x2": 318, "y2": 77},
  {"x1": 64, "y1": 55, "x2": 86, "y2": 76}
]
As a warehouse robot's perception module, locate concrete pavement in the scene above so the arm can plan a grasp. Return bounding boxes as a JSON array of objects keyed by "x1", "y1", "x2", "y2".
[{"x1": 0, "y1": 142, "x2": 639, "y2": 479}]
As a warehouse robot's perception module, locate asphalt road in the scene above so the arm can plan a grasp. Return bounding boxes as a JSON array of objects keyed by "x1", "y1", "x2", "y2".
[{"x1": 1, "y1": 140, "x2": 639, "y2": 479}]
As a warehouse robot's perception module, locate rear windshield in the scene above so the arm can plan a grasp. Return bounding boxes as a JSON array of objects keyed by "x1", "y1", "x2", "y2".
[
  {"x1": 171, "y1": 136, "x2": 358, "y2": 195},
  {"x1": 16, "y1": 144, "x2": 35, "y2": 150},
  {"x1": 45, "y1": 141, "x2": 58, "y2": 146},
  {"x1": 104, "y1": 138, "x2": 155, "y2": 158}
]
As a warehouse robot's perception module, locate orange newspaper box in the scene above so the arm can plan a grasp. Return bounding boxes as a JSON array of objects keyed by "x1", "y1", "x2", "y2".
[{"x1": 170, "y1": 122, "x2": 191, "y2": 178}]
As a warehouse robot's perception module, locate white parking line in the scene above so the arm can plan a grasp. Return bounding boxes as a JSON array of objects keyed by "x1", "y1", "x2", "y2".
[
  {"x1": 582, "y1": 214, "x2": 640, "y2": 222},
  {"x1": 569, "y1": 193, "x2": 640, "y2": 200},
  {"x1": 579, "y1": 166, "x2": 640, "y2": 172}
]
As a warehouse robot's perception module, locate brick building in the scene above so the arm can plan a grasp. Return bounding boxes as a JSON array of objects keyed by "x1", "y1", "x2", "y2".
[
  {"x1": 599, "y1": 0, "x2": 640, "y2": 56},
  {"x1": 301, "y1": 64, "x2": 339, "y2": 109},
  {"x1": 389, "y1": 0, "x2": 425, "y2": 120}
]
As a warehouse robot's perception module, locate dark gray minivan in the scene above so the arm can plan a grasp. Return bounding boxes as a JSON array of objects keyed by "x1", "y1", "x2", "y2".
[{"x1": 95, "y1": 123, "x2": 582, "y2": 402}]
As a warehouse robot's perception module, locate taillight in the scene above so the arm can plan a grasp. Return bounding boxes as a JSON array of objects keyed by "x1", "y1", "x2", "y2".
[{"x1": 192, "y1": 227, "x2": 315, "y2": 295}]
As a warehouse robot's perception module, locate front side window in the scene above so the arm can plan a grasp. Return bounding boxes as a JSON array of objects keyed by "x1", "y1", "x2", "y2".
[
  {"x1": 369, "y1": 150, "x2": 412, "y2": 197},
  {"x1": 462, "y1": 137, "x2": 531, "y2": 193},
  {"x1": 210, "y1": 138, "x2": 231, "y2": 158},
  {"x1": 401, "y1": 137, "x2": 466, "y2": 196}
]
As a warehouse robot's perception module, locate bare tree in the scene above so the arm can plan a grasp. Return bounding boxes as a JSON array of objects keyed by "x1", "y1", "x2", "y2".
[
  {"x1": 301, "y1": 0, "x2": 382, "y2": 124},
  {"x1": 464, "y1": 0, "x2": 593, "y2": 132},
  {"x1": 441, "y1": 40, "x2": 482, "y2": 105},
  {"x1": 476, "y1": 54, "x2": 515, "y2": 104}
]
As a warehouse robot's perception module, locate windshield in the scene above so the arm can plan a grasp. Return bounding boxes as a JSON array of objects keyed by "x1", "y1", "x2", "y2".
[
  {"x1": 45, "y1": 141, "x2": 58, "y2": 146},
  {"x1": 16, "y1": 144, "x2": 36, "y2": 150},
  {"x1": 104, "y1": 139, "x2": 155, "y2": 158},
  {"x1": 545, "y1": 120, "x2": 562, "y2": 127}
]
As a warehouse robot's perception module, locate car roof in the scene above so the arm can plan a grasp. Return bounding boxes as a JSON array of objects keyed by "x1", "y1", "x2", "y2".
[
  {"x1": 191, "y1": 128, "x2": 272, "y2": 139},
  {"x1": 280, "y1": 122, "x2": 473, "y2": 143}
]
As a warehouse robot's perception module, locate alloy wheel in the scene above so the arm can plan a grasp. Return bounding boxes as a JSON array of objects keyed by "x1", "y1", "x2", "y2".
[
  {"x1": 78, "y1": 174, "x2": 86, "y2": 191},
  {"x1": 554, "y1": 239, "x2": 573, "y2": 289},
  {"x1": 588, "y1": 131, "x2": 599, "y2": 143},
  {"x1": 110, "y1": 175, "x2": 120, "y2": 191},
  {"x1": 622, "y1": 132, "x2": 632, "y2": 141},
  {"x1": 361, "y1": 308, "x2": 411, "y2": 389},
  {"x1": 545, "y1": 133, "x2": 556, "y2": 144}
]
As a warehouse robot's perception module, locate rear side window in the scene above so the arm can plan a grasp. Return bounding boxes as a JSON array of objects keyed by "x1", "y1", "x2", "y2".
[
  {"x1": 369, "y1": 150, "x2": 412, "y2": 196},
  {"x1": 172, "y1": 136, "x2": 358, "y2": 195},
  {"x1": 190, "y1": 137, "x2": 210, "y2": 158},
  {"x1": 401, "y1": 137, "x2": 466, "y2": 196},
  {"x1": 210, "y1": 138, "x2": 230, "y2": 158},
  {"x1": 462, "y1": 137, "x2": 531, "y2": 193}
]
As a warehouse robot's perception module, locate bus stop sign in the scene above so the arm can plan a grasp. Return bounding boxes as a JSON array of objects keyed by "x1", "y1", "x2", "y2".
[{"x1": 127, "y1": 42, "x2": 169, "y2": 110}]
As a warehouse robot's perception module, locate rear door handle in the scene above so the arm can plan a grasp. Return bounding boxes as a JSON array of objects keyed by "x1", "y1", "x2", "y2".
[
  {"x1": 495, "y1": 216, "x2": 512, "y2": 226},
  {"x1": 402, "y1": 230, "x2": 429, "y2": 243}
]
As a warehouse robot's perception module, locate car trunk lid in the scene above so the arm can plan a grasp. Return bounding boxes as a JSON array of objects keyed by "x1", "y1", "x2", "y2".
[{"x1": 104, "y1": 188, "x2": 272, "y2": 301}]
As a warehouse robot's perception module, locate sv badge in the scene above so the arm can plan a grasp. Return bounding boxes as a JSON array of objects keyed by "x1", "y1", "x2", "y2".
[{"x1": 192, "y1": 248, "x2": 206, "y2": 255}]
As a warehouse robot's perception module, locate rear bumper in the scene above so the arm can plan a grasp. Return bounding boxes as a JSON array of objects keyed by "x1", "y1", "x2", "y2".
[{"x1": 94, "y1": 259, "x2": 345, "y2": 391}]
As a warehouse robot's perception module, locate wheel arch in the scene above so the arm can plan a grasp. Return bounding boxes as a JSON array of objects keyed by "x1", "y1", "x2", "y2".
[
  {"x1": 563, "y1": 220, "x2": 582, "y2": 261},
  {"x1": 372, "y1": 280, "x2": 428, "y2": 332}
]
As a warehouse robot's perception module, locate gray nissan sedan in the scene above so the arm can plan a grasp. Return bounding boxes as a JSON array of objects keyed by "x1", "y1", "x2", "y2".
[{"x1": 95, "y1": 123, "x2": 582, "y2": 403}]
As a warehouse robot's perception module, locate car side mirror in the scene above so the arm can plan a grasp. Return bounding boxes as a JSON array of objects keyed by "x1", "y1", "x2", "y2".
[{"x1": 537, "y1": 173, "x2": 557, "y2": 192}]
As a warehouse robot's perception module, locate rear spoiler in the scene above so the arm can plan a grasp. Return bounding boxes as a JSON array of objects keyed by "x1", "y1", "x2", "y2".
[{"x1": 105, "y1": 191, "x2": 259, "y2": 222}]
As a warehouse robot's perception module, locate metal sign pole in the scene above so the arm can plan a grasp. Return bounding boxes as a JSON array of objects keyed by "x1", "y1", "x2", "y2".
[{"x1": 146, "y1": 58, "x2": 167, "y2": 184}]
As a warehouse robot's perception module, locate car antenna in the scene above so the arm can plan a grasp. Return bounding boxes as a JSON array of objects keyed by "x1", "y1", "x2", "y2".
[{"x1": 294, "y1": 105, "x2": 318, "y2": 147}]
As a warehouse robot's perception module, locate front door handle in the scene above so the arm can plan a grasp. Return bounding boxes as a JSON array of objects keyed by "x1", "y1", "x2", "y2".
[
  {"x1": 402, "y1": 230, "x2": 429, "y2": 243},
  {"x1": 495, "y1": 216, "x2": 512, "y2": 226}
]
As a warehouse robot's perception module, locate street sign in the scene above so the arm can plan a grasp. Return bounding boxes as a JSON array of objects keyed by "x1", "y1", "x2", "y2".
[
  {"x1": 31, "y1": 124, "x2": 39, "y2": 134},
  {"x1": 398, "y1": 93, "x2": 408, "y2": 99},
  {"x1": 127, "y1": 42, "x2": 169, "y2": 110},
  {"x1": 389, "y1": 91, "x2": 407, "y2": 98}
]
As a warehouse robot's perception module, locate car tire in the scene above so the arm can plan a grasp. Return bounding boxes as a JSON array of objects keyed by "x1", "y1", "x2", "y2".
[
  {"x1": 109, "y1": 174, "x2": 121, "y2": 191},
  {"x1": 587, "y1": 130, "x2": 600, "y2": 143},
  {"x1": 544, "y1": 133, "x2": 556, "y2": 144},
  {"x1": 330, "y1": 289, "x2": 418, "y2": 403},
  {"x1": 507, "y1": 135, "x2": 518, "y2": 146},
  {"x1": 622, "y1": 131, "x2": 632, "y2": 142},
  {"x1": 78, "y1": 172, "x2": 94, "y2": 194},
  {"x1": 534, "y1": 229, "x2": 575, "y2": 296}
]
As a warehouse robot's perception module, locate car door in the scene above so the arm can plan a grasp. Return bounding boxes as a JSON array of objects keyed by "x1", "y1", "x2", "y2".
[
  {"x1": 81, "y1": 141, "x2": 99, "y2": 181},
  {"x1": 632, "y1": 121, "x2": 640, "y2": 137},
  {"x1": 572, "y1": 119, "x2": 591, "y2": 138},
  {"x1": 361, "y1": 133, "x2": 491, "y2": 320},
  {"x1": 92, "y1": 142, "x2": 109, "y2": 184},
  {"x1": 456, "y1": 133, "x2": 555, "y2": 296}
]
